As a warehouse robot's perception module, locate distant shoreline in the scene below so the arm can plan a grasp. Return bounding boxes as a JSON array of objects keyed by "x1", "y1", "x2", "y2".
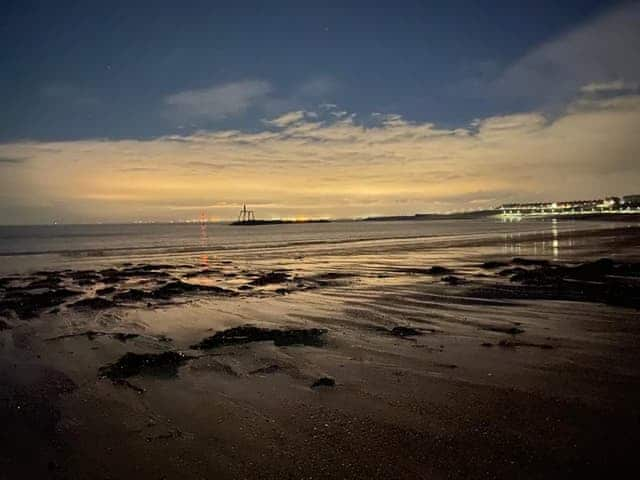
[
  {"x1": 2, "y1": 211, "x2": 640, "y2": 228},
  {"x1": 361, "y1": 210, "x2": 498, "y2": 221},
  {"x1": 361, "y1": 210, "x2": 640, "y2": 222}
]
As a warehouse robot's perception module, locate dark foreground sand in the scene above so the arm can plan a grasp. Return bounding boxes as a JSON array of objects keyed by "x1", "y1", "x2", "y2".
[{"x1": 1, "y1": 226, "x2": 640, "y2": 479}]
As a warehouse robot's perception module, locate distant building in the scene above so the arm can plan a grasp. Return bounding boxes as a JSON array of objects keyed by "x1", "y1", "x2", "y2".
[
  {"x1": 622, "y1": 194, "x2": 640, "y2": 207},
  {"x1": 498, "y1": 195, "x2": 638, "y2": 217},
  {"x1": 498, "y1": 199, "x2": 601, "y2": 216}
]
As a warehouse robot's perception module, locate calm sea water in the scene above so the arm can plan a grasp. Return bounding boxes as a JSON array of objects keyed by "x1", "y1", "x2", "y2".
[{"x1": 0, "y1": 218, "x2": 631, "y2": 274}]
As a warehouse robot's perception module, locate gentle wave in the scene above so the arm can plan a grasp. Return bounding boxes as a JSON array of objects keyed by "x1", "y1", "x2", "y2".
[{"x1": 0, "y1": 223, "x2": 625, "y2": 259}]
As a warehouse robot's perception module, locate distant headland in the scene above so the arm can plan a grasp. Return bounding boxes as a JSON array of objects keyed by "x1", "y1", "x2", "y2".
[{"x1": 362, "y1": 194, "x2": 640, "y2": 222}]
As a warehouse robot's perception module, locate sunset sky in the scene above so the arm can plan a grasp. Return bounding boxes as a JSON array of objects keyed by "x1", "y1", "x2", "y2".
[{"x1": 1, "y1": 0, "x2": 639, "y2": 224}]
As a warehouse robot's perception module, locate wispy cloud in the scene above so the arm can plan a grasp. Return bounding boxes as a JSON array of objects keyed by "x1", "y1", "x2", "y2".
[
  {"x1": 262, "y1": 110, "x2": 307, "y2": 127},
  {"x1": 164, "y1": 76, "x2": 339, "y2": 123},
  {"x1": 164, "y1": 80, "x2": 273, "y2": 121},
  {"x1": 580, "y1": 80, "x2": 640, "y2": 95}
]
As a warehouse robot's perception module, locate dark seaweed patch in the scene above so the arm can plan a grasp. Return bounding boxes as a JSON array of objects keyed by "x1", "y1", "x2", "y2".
[
  {"x1": 70, "y1": 297, "x2": 115, "y2": 310},
  {"x1": 96, "y1": 286, "x2": 116, "y2": 295},
  {"x1": 512, "y1": 258, "x2": 550, "y2": 267},
  {"x1": 442, "y1": 275, "x2": 465, "y2": 285},
  {"x1": 191, "y1": 325, "x2": 327, "y2": 350},
  {"x1": 99, "y1": 351, "x2": 193, "y2": 379},
  {"x1": 0, "y1": 288, "x2": 82, "y2": 319},
  {"x1": 249, "y1": 364, "x2": 282, "y2": 375},
  {"x1": 398, "y1": 266, "x2": 453, "y2": 275},
  {"x1": 483, "y1": 326, "x2": 525, "y2": 335},
  {"x1": 113, "y1": 289, "x2": 147, "y2": 302},
  {"x1": 390, "y1": 326, "x2": 423, "y2": 337},
  {"x1": 249, "y1": 271, "x2": 290, "y2": 286},
  {"x1": 505, "y1": 258, "x2": 640, "y2": 308},
  {"x1": 150, "y1": 280, "x2": 237, "y2": 299},
  {"x1": 311, "y1": 377, "x2": 335, "y2": 388},
  {"x1": 481, "y1": 261, "x2": 510, "y2": 269}
]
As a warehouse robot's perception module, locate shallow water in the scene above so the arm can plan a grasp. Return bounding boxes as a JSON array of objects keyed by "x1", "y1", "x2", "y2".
[{"x1": 1, "y1": 217, "x2": 637, "y2": 273}]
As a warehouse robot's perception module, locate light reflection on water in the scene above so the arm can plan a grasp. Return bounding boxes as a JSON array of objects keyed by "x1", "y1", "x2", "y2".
[
  {"x1": 502, "y1": 218, "x2": 580, "y2": 259},
  {"x1": 199, "y1": 218, "x2": 209, "y2": 268},
  {"x1": 552, "y1": 220, "x2": 559, "y2": 258}
]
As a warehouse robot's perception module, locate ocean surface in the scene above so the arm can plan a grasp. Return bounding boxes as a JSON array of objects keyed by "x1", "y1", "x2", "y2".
[{"x1": 0, "y1": 218, "x2": 635, "y2": 274}]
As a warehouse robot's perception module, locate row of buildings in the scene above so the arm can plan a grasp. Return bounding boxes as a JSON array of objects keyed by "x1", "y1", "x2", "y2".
[{"x1": 498, "y1": 195, "x2": 640, "y2": 217}]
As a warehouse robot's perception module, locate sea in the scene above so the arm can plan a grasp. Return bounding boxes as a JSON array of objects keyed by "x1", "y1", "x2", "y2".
[{"x1": 0, "y1": 218, "x2": 636, "y2": 274}]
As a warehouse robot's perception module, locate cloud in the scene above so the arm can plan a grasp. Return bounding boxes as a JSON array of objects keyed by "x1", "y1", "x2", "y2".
[
  {"x1": 164, "y1": 80, "x2": 273, "y2": 121},
  {"x1": 0, "y1": 156, "x2": 26, "y2": 164},
  {"x1": 1, "y1": 88, "x2": 639, "y2": 223},
  {"x1": 164, "y1": 76, "x2": 338, "y2": 123},
  {"x1": 372, "y1": 113, "x2": 408, "y2": 127},
  {"x1": 580, "y1": 80, "x2": 640, "y2": 95},
  {"x1": 493, "y1": 2, "x2": 640, "y2": 106},
  {"x1": 263, "y1": 110, "x2": 307, "y2": 127},
  {"x1": 473, "y1": 113, "x2": 547, "y2": 140}
]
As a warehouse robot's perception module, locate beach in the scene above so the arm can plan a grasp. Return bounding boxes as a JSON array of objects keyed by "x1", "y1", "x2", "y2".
[{"x1": 1, "y1": 218, "x2": 640, "y2": 479}]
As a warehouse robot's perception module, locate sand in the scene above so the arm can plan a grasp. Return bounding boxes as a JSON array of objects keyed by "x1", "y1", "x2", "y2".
[{"x1": 1, "y1": 225, "x2": 640, "y2": 479}]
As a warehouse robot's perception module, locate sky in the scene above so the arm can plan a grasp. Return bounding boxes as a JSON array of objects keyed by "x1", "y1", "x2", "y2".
[{"x1": 1, "y1": 0, "x2": 639, "y2": 224}]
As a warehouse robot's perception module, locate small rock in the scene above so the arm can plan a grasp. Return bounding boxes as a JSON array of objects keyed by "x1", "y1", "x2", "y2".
[
  {"x1": 390, "y1": 326, "x2": 422, "y2": 337},
  {"x1": 442, "y1": 275, "x2": 465, "y2": 285},
  {"x1": 481, "y1": 261, "x2": 510, "y2": 269},
  {"x1": 512, "y1": 257, "x2": 550, "y2": 267},
  {"x1": 249, "y1": 364, "x2": 281, "y2": 375},
  {"x1": 99, "y1": 351, "x2": 193, "y2": 379},
  {"x1": 70, "y1": 297, "x2": 115, "y2": 310},
  {"x1": 191, "y1": 325, "x2": 327, "y2": 350},
  {"x1": 311, "y1": 377, "x2": 335, "y2": 388},
  {"x1": 249, "y1": 271, "x2": 290, "y2": 286},
  {"x1": 427, "y1": 266, "x2": 452, "y2": 275},
  {"x1": 113, "y1": 332, "x2": 140, "y2": 342}
]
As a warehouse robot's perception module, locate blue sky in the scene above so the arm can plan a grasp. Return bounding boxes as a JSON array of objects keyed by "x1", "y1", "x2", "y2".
[
  {"x1": 1, "y1": 1, "x2": 639, "y2": 223},
  {"x1": 1, "y1": 0, "x2": 626, "y2": 140}
]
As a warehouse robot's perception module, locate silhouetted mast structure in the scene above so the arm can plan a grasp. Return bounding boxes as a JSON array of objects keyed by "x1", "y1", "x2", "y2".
[{"x1": 238, "y1": 204, "x2": 255, "y2": 223}]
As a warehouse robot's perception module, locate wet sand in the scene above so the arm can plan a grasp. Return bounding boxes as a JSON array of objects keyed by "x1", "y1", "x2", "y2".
[{"x1": 1, "y1": 225, "x2": 640, "y2": 479}]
